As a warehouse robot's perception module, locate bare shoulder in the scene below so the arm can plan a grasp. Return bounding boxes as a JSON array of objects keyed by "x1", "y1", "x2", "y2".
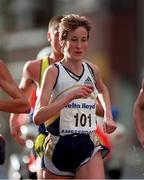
[
  {"x1": 23, "y1": 59, "x2": 41, "y2": 72},
  {"x1": 86, "y1": 61, "x2": 100, "y2": 75},
  {"x1": 44, "y1": 64, "x2": 58, "y2": 77},
  {"x1": 139, "y1": 81, "x2": 144, "y2": 107},
  {"x1": 23, "y1": 59, "x2": 42, "y2": 80},
  {"x1": 41, "y1": 64, "x2": 58, "y2": 90}
]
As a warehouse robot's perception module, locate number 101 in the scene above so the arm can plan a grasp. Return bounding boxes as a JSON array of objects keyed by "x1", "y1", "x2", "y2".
[{"x1": 74, "y1": 113, "x2": 92, "y2": 127}]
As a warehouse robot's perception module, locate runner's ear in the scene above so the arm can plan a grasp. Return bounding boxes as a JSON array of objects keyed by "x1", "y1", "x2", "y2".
[{"x1": 47, "y1": 32, "x2": 51, "y2": 43}]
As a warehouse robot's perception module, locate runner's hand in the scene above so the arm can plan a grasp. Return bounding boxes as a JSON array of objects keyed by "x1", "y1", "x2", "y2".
[
  {"x1": 103, "y1": 117, "x2": 117, "y2": 134},
  {"x1": 11, "y1": 120, "x2": 26, "y2": 146},
  {"x1": 72, "y1": 84, "x2": 94, "y2": 99}
]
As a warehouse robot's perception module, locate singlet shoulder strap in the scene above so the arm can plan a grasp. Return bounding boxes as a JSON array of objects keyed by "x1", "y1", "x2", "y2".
[
  {"x1": 40, "y1": 56, "x2": 49, "y2": 87},
  {"x1": 85, "y1": 62, "x2": 96, "y2": 83}
]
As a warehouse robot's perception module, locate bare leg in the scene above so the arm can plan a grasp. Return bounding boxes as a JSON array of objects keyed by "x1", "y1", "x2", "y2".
[
  {"x1": 43, "y1": 168, "x2": 73, "y2": 179},
  {"x1": 75, "y1": 151, "x2": 105, "y2": 179},
  {"x1": 35, "y1": 156, "x2": 44, "y2": 179}
]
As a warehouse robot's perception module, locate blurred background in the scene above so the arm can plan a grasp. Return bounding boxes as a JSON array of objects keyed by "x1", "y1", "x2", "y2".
[{"x1": 0, "y1": 0, "x2": 144, "y2": 179}]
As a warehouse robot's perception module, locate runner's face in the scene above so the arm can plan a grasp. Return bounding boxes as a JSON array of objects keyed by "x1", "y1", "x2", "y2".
[
  {"x1": 64, "y1": 27, "x2": 88, "y2": 62},
  {"x1": 50, "y1": 28, "x2": 62, "y2": 54}
]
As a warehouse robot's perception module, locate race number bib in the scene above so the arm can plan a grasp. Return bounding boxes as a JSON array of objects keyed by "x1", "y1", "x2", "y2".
[{"x1": 60, "y1": 98, "x2": 97, "y2": 135}]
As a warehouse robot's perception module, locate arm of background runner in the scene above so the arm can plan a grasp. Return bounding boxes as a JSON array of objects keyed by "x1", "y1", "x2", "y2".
[
  {"x1": 133, "y1": 82, "x2": 144, "y2": 147},
  {"x1": 0, "y1": 60, "x2": 30, "y2": 113},
  {"x1": 33, "y1": 65, "x2": 94, "y2": 125}
]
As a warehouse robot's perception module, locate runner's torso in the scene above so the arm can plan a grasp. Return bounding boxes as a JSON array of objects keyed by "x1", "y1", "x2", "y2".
[{"x1": 45, "y1": 62, "x2": 99, "y2": 136}]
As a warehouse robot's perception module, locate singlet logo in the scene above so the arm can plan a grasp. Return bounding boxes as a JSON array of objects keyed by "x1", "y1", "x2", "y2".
[{"x1": 84, "y1": 76, "x2": 93, "y2": 84}]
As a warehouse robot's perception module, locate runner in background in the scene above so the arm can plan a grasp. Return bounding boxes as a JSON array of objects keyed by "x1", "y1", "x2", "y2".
[{"x1": 9, "y1": 15, "x2": 64, "y2": 179}]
